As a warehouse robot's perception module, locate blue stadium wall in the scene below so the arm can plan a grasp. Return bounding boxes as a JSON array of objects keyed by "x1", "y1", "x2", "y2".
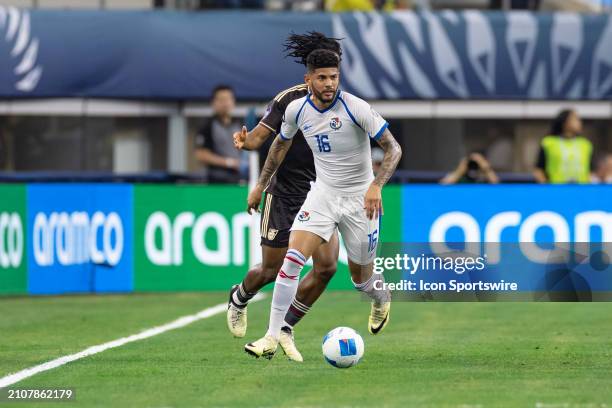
[{"x1": 0, "y1": 8, "x2": 611, "y2": 100}]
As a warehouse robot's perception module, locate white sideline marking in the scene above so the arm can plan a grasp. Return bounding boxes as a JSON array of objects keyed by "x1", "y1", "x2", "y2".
[{"x1": 0, "y1": 293, "x2": 265, "y2": 389}]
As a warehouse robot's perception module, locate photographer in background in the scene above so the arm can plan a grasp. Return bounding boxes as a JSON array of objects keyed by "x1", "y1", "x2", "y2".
[
  {"x1": 195, "y1": 85, "x2": 244, "y2": 184},
  {"x1": 592, "y1": 153, "x2": 612, "y2": 184},
  {"x1": 440, "y1": 152, "x2": 499, "y2": 184},
  {"x1": 533, "y1": 109, "x2": 593, "y2": 184}
]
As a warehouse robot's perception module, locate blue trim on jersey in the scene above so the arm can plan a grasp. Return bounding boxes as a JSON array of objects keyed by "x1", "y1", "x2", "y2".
[
  {"x1": 372, "y1": 122, "x2": 389, "y2": 140},
  {"x1": 295, "y1": 98, "x2": 309, "y2": 124},
  {"x1": 338, "y1": 95, "x2": 364, "y2": 131},
  {"x1": 279, "y1": 132, "x2": 290, "y2": 141},
  {"x1": 306, "y1": 90, "x2": 340, "y2": 113}
]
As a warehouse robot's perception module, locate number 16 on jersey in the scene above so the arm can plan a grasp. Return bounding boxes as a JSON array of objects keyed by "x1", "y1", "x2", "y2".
[{"x1": 315, "y1": 135, "x2": 331, "y2": 153}]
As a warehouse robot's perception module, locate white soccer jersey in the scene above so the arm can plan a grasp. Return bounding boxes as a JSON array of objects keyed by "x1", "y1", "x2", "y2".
[{"x1": 280, "y1": 90, "x2": 388, "y2": 194}]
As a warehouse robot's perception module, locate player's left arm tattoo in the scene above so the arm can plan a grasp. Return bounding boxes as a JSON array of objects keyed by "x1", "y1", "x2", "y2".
[{"x1": 373, "y1": 129, "x2": 402, "y2": 187}]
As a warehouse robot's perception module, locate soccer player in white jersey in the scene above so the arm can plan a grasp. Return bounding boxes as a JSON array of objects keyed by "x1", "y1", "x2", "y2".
[{"x1": 245, "y1": 48, "x2": 402, "y2": 359}]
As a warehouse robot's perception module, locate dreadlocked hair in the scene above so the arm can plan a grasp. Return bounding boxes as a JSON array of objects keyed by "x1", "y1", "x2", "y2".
[{"x1": 283, "y1": 31, "x2": 342, "y2": 66}]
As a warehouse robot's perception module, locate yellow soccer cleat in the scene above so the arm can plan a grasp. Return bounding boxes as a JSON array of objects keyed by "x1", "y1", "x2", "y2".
[
  {"x1": 244, "y1": 335, "x2": 278, "y2": 359},
  {"x1": 279, "y1": 327, "x2": 303, "y2": 362},
  {"x1": 227, "y1": 285, "x2": 247, "y2": 338},
  {"x1": 368, "y1": 301, "x2": 390, "y2": 335},
  {"x1": 227, "y1": 303, "x2": 247, "y2": 338}
]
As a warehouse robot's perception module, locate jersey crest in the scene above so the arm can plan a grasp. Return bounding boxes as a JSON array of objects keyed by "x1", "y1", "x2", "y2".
[
  {"x1": 330, "y1": 117, "x2": 342, "y2": 130},
  {"x1": 267, "y1": 228, "x2": 278, "y2": 241},
  {"x1": 298, "y1": 210, "x2": 310, "y2": 222}
]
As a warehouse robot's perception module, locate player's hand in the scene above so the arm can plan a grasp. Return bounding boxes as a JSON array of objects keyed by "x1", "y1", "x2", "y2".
[
  {"x1": 247, "y1": 184, "x2": 264, "y2": 214},
  {"x1": 364, "y1": 184, "x2": 383, "y2": 220},
  {"x1": 233, "y1": 126, "x2": 248, "y2": 150}
]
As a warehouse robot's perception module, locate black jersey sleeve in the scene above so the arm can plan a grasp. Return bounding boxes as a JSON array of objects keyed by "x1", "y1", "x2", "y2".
[
  {"x1": 259, "y1": 100, "x2": 283, "y2": 133},
  {"x1": 259, "y1": 84, "x2": 308, "y2": 133}
]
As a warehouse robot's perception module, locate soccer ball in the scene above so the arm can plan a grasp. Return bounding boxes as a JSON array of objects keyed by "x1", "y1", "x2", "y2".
[{"x1": 322, "y1": 327, "x2": 364, "y2": 368}]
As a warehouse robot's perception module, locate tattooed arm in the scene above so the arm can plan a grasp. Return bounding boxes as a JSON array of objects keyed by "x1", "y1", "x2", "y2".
[
  {"x1": 364, "y1": 129, "x2": 402, "y2": 220},
  {"x1": 373, "y1": 129, "x2": 402, "y2": 187},
  {"x1": 246, "y1": 135, "x2": 293, "y2": 214}
]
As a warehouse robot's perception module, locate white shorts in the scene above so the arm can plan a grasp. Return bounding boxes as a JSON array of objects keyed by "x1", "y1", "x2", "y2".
[{"x1": 291, "y1": 183, "x2": 380, "y2": 265}]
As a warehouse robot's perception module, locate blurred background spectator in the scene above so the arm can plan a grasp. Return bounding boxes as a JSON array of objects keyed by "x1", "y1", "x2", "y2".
[
  {"x1": 490, "y1": 0, "x2": 541, "y2": 9},
  {"x1": 325, "y1": 0, "x2": 375, "y2": 11},
  {"x1": 194, "y1": 85, "x2": 245, "y2": 184},
  {"x1": 198, "y1": 0, "x2": 265, "y2": 8},
  {"x1": 592, "y1": 153, "x2": 612, "y2": 184},
  {"x1": 533, "y1": 109, "x2": 593, "y2": 184},
  {"x1": 440, "y1": 152, "x2": 499, "y2": 184},
  {"x1": 325, "y1": 0, "x2": 396, "y2": 11}
]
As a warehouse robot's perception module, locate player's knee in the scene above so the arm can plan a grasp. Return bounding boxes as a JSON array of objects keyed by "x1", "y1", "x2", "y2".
[
  {"x1": 313, "y1": 262, "x2": 337, "y2": 284},
  {"x1": 247, "y1": 263, "x2": 271, "y2": 284},
  {"x1": 260, "y1": 264, "x2": 281, "y2": 283}
]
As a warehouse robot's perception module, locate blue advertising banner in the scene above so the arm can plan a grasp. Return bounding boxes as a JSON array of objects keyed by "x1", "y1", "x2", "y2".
[
  {"x1": 395, "y1": 185, "x2": 612, "y2": 300},
  {"x1": 0, "y1": 182, "x2": 609, "y2": 297},
  {"x1": 402, "y1": 184, "x2": 612, "y2": 243},
  {"x1": 0, "y1": 8, "x2": 610, "y2": 100},
  {"x1": 26, "y1": 184, "x2": 133, "y2": 294},
  {"x1": 377, "y1": 242, "x2": 611, "y2": 300}
]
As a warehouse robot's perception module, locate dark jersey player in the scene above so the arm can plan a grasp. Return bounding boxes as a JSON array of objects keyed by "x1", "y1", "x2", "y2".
[{"x1": 227, "y1": 32, "x2": 343, "y2": 362}]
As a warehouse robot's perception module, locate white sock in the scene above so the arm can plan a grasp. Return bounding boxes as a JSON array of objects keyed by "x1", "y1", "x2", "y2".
[
  {"x1": 353, "y1": 271, "x2": 391, "y2": 304},
  {"x1": 266, "y1": 249, "x2": 307, "y2": 340}
]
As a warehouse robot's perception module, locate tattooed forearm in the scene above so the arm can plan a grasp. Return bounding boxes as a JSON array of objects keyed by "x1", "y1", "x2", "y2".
[
  {"x1": 257, "y1": 136, "x2": 293, "y2": 189},
  {"x1": 373, "y1": 129, "x2": 402, "y2": 187}
]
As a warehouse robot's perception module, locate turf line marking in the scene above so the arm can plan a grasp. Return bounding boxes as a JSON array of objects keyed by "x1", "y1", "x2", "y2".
[{"x1": 0, "y1": 293, "x2": 265, "y2": 389}]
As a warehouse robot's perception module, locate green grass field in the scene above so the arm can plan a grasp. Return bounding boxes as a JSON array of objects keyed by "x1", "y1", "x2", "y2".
[{"x1": 1, "y1": 292, "x2": 612, "y2": 407}]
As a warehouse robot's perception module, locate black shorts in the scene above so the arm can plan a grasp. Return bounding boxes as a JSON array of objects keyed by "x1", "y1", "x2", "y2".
[{"x1": 260, "y1": 192, "x2": 306, "y2": 248}]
